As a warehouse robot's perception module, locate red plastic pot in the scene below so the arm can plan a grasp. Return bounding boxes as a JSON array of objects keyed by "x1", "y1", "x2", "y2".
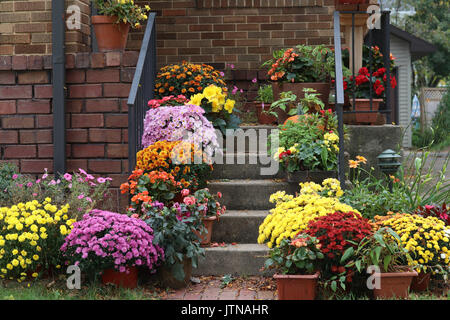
[
  {"x1": 410, "y1": 271, "x2": 431, "y2": 292},
  {"x1": 372, "y1": 271, "x2": 418, "y2": 299},
  {"x1": 350, "y1": 98, "x2": 382, "y2": 124},
  {"x1": 193, "y1": 216, "x2": 217, "y2": 247},
  {"x1": 92, "y1": 15, "x2": 130, "y2": 52},
  {"x1": 274, "y1": 272, "x2": 320, "y2": 300},
  {"x1": 254, "y1": 102, "x2": 277, "y2": 125},
  {"x1": 101, "y1": 267, "x2": 138, "y2": 289}
]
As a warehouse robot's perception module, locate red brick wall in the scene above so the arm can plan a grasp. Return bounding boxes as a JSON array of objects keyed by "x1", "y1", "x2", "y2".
[
  {"x1": 0, "y1": 0, "x2": 91, "y2": 55},
  {"x1": 130, "y1": 0, "x2": 335, "y2": 71},
  {"x1": 0, "y1": 51, "x2": 139, "y2": 211}
]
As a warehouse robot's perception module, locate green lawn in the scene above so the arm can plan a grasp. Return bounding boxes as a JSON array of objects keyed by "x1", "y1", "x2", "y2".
[{"x1": 0, "y1": 277, "x2": 165, "y2": 300}]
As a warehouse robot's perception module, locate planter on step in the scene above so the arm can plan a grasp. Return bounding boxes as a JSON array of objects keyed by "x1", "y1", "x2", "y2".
[
  {"x1": 101, "y1": 266, "x2": 138, "y2": 289},
  {"x1": 193, "y1": 216, "x2": 217, "y2": 247},
  {"x1": 271, "y1": 82, "x2": 331, "y2": 122},
  {"x1": 274, "y1": 272, "x2": 320, "y2": 300},
  {"x1": 410, "y1": 271, "x2": 431, "y2": 292},
  {"x1": 372, "y1": 270, "x2": 418, "y2": 299},
  {"x1": 286, "y1": 171, "x2": 338, "y2": 185},
  {"x1": 254, "y1": 102, "x2": 277, "y2": 125},
  {"x1": 350, "y1": 98, "x2": 382, "y2": 125},
  {"x1": 92, "y1": 15, "x2": 130, "y2": 52},
  {"x1": 160, "y1": 257, "x2": 192, "y2": 289}
]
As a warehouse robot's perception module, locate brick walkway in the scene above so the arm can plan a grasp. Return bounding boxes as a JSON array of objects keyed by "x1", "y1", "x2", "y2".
[{"x1": 164, "y1": 276, "x2": 277, "y2": 300}]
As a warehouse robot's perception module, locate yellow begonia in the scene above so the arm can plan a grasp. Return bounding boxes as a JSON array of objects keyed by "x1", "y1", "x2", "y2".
[{"x1": 258, "y1": 179, "x2": 358, "y2": 248}]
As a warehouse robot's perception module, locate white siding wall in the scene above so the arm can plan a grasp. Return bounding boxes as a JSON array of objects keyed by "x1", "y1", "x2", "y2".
[{"x1": 390, "y1": 35, "x2": 412, "y2": 148}]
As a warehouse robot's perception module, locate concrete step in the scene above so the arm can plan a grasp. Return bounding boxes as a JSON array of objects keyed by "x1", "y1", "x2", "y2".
[
  {"x1": 212, "y1": 210, "x2": 269, "y2": 243},
  {"x1": 211, "y1": 153, "x2": 284, "y2": 180},
  {"x1": 219, "y1": 125, "x2": 279, "y2": 154},
  {"x1": 193, "y1": 243, "x2": 272, "y2": 276},
  {"x1": 207, "y1": 179, "x2": 291, "y2": 210}
]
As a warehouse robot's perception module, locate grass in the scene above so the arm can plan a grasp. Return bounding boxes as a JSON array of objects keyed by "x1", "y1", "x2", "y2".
[
  {"x1": 1, "y1": 275, "x2": 448, "y2": 300},
  {"x1": 0, "y1": 277, "x2": 165, "y2": 300}
]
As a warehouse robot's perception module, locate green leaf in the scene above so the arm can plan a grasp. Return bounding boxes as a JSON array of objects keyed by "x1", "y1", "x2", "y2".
[
  {"x1": 331, "y1": 281, "x2": 337, "y2": 292},
  {"x1": 355, "y1": 260, "x2": 362, "y2": 272},
  {"x1": 340, "y1": 247, "x2": 354, "y2": 263},
  {"x1": 171, "y1": 263, "x2": 185, "y2": 282},
  {"x1": 383, "y1": 255, "x2": 392, "y2": 272}
]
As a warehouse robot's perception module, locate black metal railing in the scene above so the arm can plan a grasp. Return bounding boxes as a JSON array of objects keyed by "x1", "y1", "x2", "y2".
[
  {"x1": 127, "y1": 12, "x2": 157, "y2": 173},
  {"x1": 333, "y1": 9, "x2": 394, "y2": 186}
]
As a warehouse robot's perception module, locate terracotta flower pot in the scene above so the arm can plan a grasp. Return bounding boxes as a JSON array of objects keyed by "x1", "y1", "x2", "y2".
[
  {"x1": 193, "y1": 216, "x2": 217, "y2": 247},
  {"x1": 274, "y1": 272, "x2": 320, "y2": 300},
  {"x1": 160, "y1": 257, "x2": 192, "y2": 289},
  {"x1": 101, "y1": 267, "x2": 138, "y2": 289},
  {"x1": 254, "y1": 102, "x2": 277, "y2": 125},
  {"x1": 372, "y1": 271, "x2": 418, "y2": 299},
  {"x1": 410, "y1": 271, "x2": 431, "y2": 292},
  {"x1": 350, "y1": 98, "x2": 382, "y2": 124},
  {"x1": 92, "y1": 15, "x2": 130, "y2": 52}
]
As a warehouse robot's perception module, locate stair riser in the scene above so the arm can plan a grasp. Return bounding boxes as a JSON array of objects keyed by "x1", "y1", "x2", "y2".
[
  {"x1": 212, "y1": 215, "x2": 267, "y2": 243},
  {"x1": 211, "y1": 162, "x2": 284, "y2": 180},
  {"x1": 208, "y1": 182, "x2": 292, "y2": 210},
  {"x1": 216, "y1": 127, "x2": 279, "y2": 154},
  {"x1": 193, "y1": 248, "x2": 273, "y2": 276}
]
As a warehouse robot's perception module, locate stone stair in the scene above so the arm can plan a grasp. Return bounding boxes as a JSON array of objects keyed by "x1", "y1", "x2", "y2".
[{"x1": 194, "y1": 125, "x2": 290, "y2": 276}]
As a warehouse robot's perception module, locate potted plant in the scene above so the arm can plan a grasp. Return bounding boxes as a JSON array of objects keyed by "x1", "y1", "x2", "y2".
[
  {"x1": 304, "y1": 211, "x2": 374, "y2": 297},
  {"x1": 263, "y1": 44, "x2": 334, "y2": 120},
  {"x1": 373, "y1": 212, "x2": 450, "y2": 293},
  {"x1": 270, "y1": 95, "x2": 339, "y2": 185},
  {"x1": 344, "y1": 66, "x2": 397, "y2": 124},
  {"x1": 263, "y1": 91, "x2": 298, "y2": 124},
  {"x1": 60, "y1": 209, "x2": 164, "y2": 289},
  {"x1": 180, "y1": 188, "x2": 226, "y2": 247},
  {"x1": 253, "y1": 85, "x2": 277, "y2": 124},
  {"x1": 188, "y1": 85, "x2": 241, "y2": 133},
  {"x1": 343, "y1": 227, "x2": 418, "y2": 299},
  {"x1": 91, "y1": 0, "x2": 151, "y2": 52},
  {"x1": 141, "y1": 201, "x2": 205, "y2": 289},
  {"x1": 263, "y1": 233, "x2": 324, "y2": 300}
]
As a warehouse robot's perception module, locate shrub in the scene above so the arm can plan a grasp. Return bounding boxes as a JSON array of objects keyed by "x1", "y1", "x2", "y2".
[
  {"x1": 61, "y1": 209, "x2": 164, "y2": 277},
  {"x1": 92, "y1": 0, "x2": 151, "y2": 28},
  {"x1": 257, "y1": 179, "x2": 358, "y2": 248},
  {"x1": 141, "y1": 201, "x2": 205, "y2": 281},
  {"x1": 0, "y1": 168, "x2": 113, "y2": 219},
  {"x1": 155, "y1": 62, "x2": 227, "y2": 99},
  {"x1": 188, "y1": 85, "x2": 241, "y2": 132},
  {"x1": 141, "y1": 104, "x2": 219, "y2": 159},
  {"x1": 0, "y1": 199, "x2": 75, "y2": 282},
  {"x1": 414, "y1": 203, "x2": 449, "y2": 226},
  {"x1": 263, "y1": 45, "x2": 334, "y2": 83},
  {"x1": 120, "y1": 169, "x2": 181, "y2": 214},
  {"x1": 373, "y1": 212, "x2": 450, "y2": 275},
  {"x1": 264, "y1": 233, "x2": 324, "y2": 275},
  {"x1": 0, "y1": 163, "x2": 18, "y2": 205},
  {"x1": 134, "y1": 140, "x2": 212, "y2": 190},
  {"x1": 304, "y1": 211, "x2": 373, "y2": 290},
  {"x1": 431, "y1": 87, "x2": 450, "y2": 147}
]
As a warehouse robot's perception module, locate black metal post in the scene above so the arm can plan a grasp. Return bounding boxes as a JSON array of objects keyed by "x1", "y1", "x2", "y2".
[
  {"x1": 52, "y1": 0, "x2": 66, "y2": 176},
  {"x1": 91, "y1": 3, "x2": 98, "y2": 52},
  {"x1": 381, "y1": 11, "x2": 391, "y2": 124}
]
